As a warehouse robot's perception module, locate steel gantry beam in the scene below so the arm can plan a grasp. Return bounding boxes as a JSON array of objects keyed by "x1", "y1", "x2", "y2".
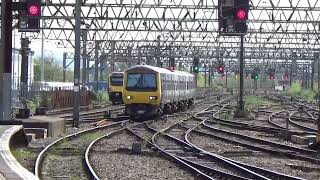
[{"x1": 1, "y1": 0, "x2": 320, "y2": 82}]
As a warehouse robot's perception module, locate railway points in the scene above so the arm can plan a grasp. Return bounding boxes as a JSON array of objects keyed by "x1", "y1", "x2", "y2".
[{"x1": 0, "y1": 0, "x2": 320, "y2": 179}]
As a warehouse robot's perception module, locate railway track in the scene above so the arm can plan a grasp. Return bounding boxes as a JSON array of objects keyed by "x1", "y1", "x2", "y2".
[
  {"x1": 34, "y1": 121, "x2": 126, "y2": 179},
  {"x1": 124, "y1": 97, "x2": 297, "y2": 180},
  {"x1": 183, "y1": 105, "x2": 316, "y2": 179},
  {"x1": 34, "y1": 93, "x2": 319, "y2": 179},
  {"x1": 269, "y1": 111, "x2": 317, "y2": 135},
  {"x1": 289, "y1": 111, "x2": 318, "y2": 132},
  {"x1": 45, "y1": 94, "x2": 223, "y2": 179}
]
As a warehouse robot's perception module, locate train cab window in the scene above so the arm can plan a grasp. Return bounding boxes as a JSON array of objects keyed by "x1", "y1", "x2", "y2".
[
  {"x1": 126, "y1": 73, "x2": 157, "y2": 91},
  {"x1": 110, "y1": 75, "x2": 123, "y2": 86}
]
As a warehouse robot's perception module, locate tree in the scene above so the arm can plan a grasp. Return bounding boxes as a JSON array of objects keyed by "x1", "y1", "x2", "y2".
[{"x1": 33, "y1": 57, "x2": 74, "y2": 82}]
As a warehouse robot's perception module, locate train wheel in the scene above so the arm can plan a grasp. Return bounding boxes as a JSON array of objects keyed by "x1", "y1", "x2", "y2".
[
  {"x1": 156, "y1": 107, "x2": 163, "y2": 116},
  {"x1": 172, "y1": 103, "x2": 178, "y2": 113},
  {"x1": 180, "y1": 101, "x2": 187, "y2": 111},
  {"x1": 188, "y1": 99, "x2": 194, "y2": 109},
  {"x1": 164, "y1": 104, "x2": 172, "y2": 114}
]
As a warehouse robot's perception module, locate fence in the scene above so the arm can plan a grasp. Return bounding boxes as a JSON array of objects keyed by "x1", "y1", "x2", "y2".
[
  {"x1": 26, "y1": 84, "x2": 90, "y2": 110},
  {"x1": 49, "y1": 90, "x2": 90, "y2": 109}
]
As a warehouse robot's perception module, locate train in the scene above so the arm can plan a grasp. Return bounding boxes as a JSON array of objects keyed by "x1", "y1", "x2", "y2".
[
  {"x1": 122, "y1": 65, "x2": 196, "y2": 118},
  {"x1": 108, "y1": 72, "x2": 124, "y2": 104}
]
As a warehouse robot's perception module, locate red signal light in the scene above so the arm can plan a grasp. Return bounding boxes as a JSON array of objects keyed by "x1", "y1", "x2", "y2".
[
  {"x1": 269, "y1": 75, "x2": 274, "y2": 80},
  {"x1": 222, "y1": 75, "x2": 225, "y2": 80},
  {"x1": 218, "y1": 66, "x2": 224, "y2": 73},
  {"x1": 27, "y1": 3, "x2": 40, "y2": 16},
  {"x1": 235, "y1": 9, "x2": 247, "y2": 21}
]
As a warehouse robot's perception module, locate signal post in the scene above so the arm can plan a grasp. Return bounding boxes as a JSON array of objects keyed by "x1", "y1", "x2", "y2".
[{"x1": 219, "y1": 0, "x2": 249, "y2": 117}]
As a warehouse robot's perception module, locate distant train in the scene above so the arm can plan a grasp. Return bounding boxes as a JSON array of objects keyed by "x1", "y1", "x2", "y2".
[
  {"x1": 122, "y1": 65, "x2": 196, "y2": 118},
  {"x1": 108, "y1": 72, "x2": 124, "y2": 104}
]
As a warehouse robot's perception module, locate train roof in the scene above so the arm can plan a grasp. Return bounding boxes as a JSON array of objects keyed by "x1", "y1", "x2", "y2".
[
  {"x1": 109, "y1": 72, "x2": 124, "y2": 76},
  {"x1": 127, "y1": 65, "x2": 194, "y2": 77}
]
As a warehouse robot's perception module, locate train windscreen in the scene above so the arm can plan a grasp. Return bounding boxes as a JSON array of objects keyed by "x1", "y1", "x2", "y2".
[
  {"x1": 110, "y1": 76, "x2": 123, "y2": 86},
  {"x1": 126, "y1": 73, "x2": 156, "y2": 91}
]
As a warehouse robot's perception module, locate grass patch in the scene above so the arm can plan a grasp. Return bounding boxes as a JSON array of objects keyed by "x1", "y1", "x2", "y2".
[
  {"x1": 197, "y1": 74, "x2": 205, "y2": 87},
  {"x1": 300, "y1": 89, "x2": 315, "y2": 100},
  {"x1": 286, "y1": 83, "x2": 315, "y2": 100},
  {"x1": 287, "y1": 83, "x2": 301, "y2": 97},
  {"x1": 79, "y1": 131, "x2": 103, "y2": 142},
  {"x1": 11, "y1": 148, "x2": 33, "y2": 162},
  {"x1": 218, "y1": 110, "x2": 233, "y2": 120},
  {"x1": 245, "y1": 96, "x2": 274, "y2": 111}
]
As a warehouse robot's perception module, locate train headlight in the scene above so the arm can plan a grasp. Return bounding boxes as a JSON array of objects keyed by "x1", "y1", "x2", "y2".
[
  {"x1": 126, "y1": 95, "x2": 132, "y2": 100},
  {"x1": 149, "y1": 96, "x2": 157, "y2": 100}
]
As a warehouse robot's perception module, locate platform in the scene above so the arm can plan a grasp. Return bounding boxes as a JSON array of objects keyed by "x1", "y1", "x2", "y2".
[
  {"x1": 0, "y1": 125, "x2": 38, "y2": 180},
  {"x1": 17, "y1": 116, "x2": 65, "y2": 137}
]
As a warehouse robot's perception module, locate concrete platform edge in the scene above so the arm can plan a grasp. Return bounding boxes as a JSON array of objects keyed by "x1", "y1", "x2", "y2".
[{"x1": 0, "y1": 125, "x2": 39, "y2": 180}]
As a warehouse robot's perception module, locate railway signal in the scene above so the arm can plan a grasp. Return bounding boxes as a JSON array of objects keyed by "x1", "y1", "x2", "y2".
[
  {"x1": 218, "y1": 65, "x2": 224, "y2": 74},
  {"x1": 218, "y1": 0, "x2": 249, "y2": 35},
  {"x1": 268, "y1": 68, "x2": 276, "y2": 80},
  {"x1": 169, "y1": 57, "x2": 175, "y2": 71},
  {"x1": 193, "y1": 57, "x2": 200, "y2": 73},
  {"x1": 269, "y1": 74, "x2": 275, "y2": 80},
  {"x1": 251, "y1": 72, "x2": 259, "y2": 80},
  {"x1": 234, "y1": 0, "x2": 249, "y2": 33},
  {"x1": 18, "y1": 0, "x2": 42, "y2": 32},
  {"x1": 284, "y1": 73, "x2": 289, "y2": 80},
  {"x1": 211, "y1": 73, "x2": 215, "y2": 80}
]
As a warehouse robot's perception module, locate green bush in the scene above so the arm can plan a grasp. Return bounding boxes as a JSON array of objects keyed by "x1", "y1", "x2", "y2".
[
  {"x1": 300, "y1": 89, "x2": 315, "y2": 100},
  {"x1": 286, "y1": 83, "x2": 315, "y2": 100},
  {"x1": 26, "y1": 100, "x2": 36, "y2": 113},
  {"x1": 97, "y1": 92, "x2": 109, "y2": 104},
  {"x1": 89, "y1": 91, "x2": 110, "y2": 105},
  {"x1": 88, "y1": 90, "x2": 98, "y2": 102},
  {"x1": 196, "y1": 74, "x2": 205, "y2": 87},
  {"x1": 287, "y1": 83, "x2": 301, "y2": 97}
]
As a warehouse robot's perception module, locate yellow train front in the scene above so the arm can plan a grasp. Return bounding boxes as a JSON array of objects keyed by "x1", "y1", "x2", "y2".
[
  {"x1": 108, "y1": 72, "x2": 124, "y2": 104},
  {"x1": 122, "y1": 65, "x2": 196, "y2": 118}
]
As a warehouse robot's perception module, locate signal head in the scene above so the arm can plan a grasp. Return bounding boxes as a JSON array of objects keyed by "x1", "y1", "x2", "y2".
[
  {"x1": 27, "y1": 3, "x2": 40, "y2": 16},
  {"x1": 269, "y1": 75, "x2": 274, "y2": 80},
  {"x1": 235, "y1": 8, "x2": 247, "y2": 21}
]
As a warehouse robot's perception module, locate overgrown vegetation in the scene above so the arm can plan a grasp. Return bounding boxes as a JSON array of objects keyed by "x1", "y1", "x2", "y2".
[
  {"x1": 80, "y1": 131, "x2": 103, "y2": 141},
  {"x1": 286, "y1": 82, "x2": 315, "y2": 100},
  {"x1": 89, "y1": 91, "x2": 110, "y2": 105},
  {"x1": 196, "y1": 74, "x2": 205, "y2": 87},
  {"x1": 11, "y1": 148, "x2": 33, "y2": 162},
  {"x1": 245, "y1": 96, "x2": 274, "y2": 111}
]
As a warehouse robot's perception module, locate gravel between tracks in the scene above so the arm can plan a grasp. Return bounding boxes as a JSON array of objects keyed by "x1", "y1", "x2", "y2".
[
  {"x1": 189, "y1": 132, "x2": 320, "y2": 180},
  {"x1": 12, "y1": 121, "x2": 113, "y2": 173},
  {"x1": 90, "y1": 131, "x2": 198, "y2": 180}
]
